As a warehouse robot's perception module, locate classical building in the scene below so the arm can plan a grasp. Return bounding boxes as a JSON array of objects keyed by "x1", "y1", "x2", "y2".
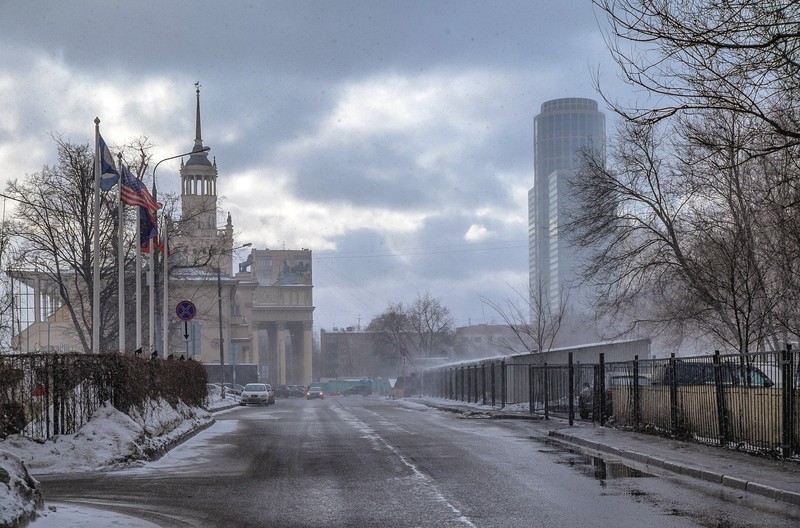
[{"x1": 10, "y1": 86, "x2": 315, "y2": 386}]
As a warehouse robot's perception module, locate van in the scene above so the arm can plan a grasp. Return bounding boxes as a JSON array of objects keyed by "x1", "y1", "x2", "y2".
[{"x1": 651, "y1": 360, "x2": 774, "y2": 388}]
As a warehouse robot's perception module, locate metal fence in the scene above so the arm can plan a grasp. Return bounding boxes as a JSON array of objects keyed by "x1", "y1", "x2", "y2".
[
  {"x1": 422, "y1": 348, "x2": 800, "y2": 459},
  {"x1": 0, "y1": 352, "x2": 208, "y2": 441}
]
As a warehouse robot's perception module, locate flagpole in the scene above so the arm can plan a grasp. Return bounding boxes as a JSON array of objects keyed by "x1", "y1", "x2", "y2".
[
  {"x1": 136, "y1": 206, "x2": 142, "y2": 353},
  {"x1": 149, "y1": 238, "x2": 155, "y2": 355},
  {"x1": 117, "y1": 154, "x2": 126, "y2": 353},
  {"x1": 93, "y1": 118, "x2": 101, "y2": 354},
  {"x1": 162, "y1": 214, "x2": 169, "y2": 358}
]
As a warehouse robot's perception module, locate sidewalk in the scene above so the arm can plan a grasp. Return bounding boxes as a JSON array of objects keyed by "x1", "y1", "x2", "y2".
[{"x1": 411, "y1": 397, "x2": 800, "y2": 507}]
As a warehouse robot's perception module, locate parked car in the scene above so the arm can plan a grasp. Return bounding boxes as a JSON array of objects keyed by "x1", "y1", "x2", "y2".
[
  {"x1": 651, "y1": 360, "x2": 774, "y2": 388},
  {"x1": 290, "y1": 385, "x2": 307, "y2": 397},
  {"x1": 578, "y1": 374, "x2": 651, "y2": 419},
  {"x1": 263, "y1": 383, "x2": 276, "y2": 404},
  {"x1": 273, "y1": 385, "x2": 292, "y2": 398},
  {"x1": 306, "y1": 385, "x2": 325, "y2": 400},
  {"x1": 240, "y1": 383, "x2": 273, "y2": 406},
  {"x1": 342, "y1": 384, "x2": 372, "y2": 396},
  {"x1": 223, "y1": 383, "x2": 245, "y2": 396},
  {"x1": 206, "y1": 383, "x2": 222, "y2": 398}
]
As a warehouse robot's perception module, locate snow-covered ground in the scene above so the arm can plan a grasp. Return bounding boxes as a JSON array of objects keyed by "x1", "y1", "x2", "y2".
[{"x1": 0, "y1": 394, "x2": 235, "y2": 527}]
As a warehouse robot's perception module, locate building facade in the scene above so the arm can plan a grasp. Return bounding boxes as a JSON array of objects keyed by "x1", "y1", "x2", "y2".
[
  {"x1": 10, "y1": 86, "x2": 315, "y2": 385},
  {"x1": 528, "y1": 98, "x2": 605, "y2": 346}
]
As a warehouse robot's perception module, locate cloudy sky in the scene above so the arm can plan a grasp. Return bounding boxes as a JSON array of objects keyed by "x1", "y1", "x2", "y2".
[{"x1": 0, "y1": 1, "x2": 631, "y2": 333}]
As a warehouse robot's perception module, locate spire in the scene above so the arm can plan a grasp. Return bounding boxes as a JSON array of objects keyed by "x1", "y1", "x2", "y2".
[{"x1": 187, "y1": 82, "x2": 212, "y2": 166}]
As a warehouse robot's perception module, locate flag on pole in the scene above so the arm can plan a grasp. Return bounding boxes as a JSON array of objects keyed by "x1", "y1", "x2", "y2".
[
  {"x1": 98, "y1": 134, "x2": 120, "y2": 191},
  {"x1": 139, "y1": 206, "x2": 158, "y2": 251},
  {"x1": 121, "y1": 163, "x2": 160, "y2": 212}
]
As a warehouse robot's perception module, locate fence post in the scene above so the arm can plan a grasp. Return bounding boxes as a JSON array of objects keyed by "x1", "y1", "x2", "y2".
[
  {"x1": 460, "y1": 366, "x2": 465, "y2": 402},
  {"x1": 544, "y1": 362, "x2": 550, "y2": 421},
  {"x1": 482, "y1": 363, "x2": 487, "y2": 406},
  {"x1": 713, "y1": 350, "x2": 729, "y2": 445},
  {"x1": 633, "y1": 355, "x2": 640, "y2": 429},
  {"x1": 473, "y1": 365, "x2": 478, "y2": 404},
  {"x1": 52, "y1": 355, "x2": 61, "y2": 436},
  {"x1": 598, "y1": 353, "x2": 606, "y2": 426},
  {"x1": 782, "y1": 345, "x2": 796, "y2": 457},
  {"x1": 568, "y1": 352, "x2": 574, "y2": 426},
  {"x1": 491, "y1": 362, "x2": 496, "y2": 407},
  {"x1": 468, "y1": 366, "x2": 473, "y2": 403},
  {"x1": 501, "y1": 360, "x2": 507, "y2": 408},
  {"x1": 528, "y1": 365, "x2": 534, "y2": 415},
  {"x1": 669, "y1": 353, "x2": 679, "y2": 435}
]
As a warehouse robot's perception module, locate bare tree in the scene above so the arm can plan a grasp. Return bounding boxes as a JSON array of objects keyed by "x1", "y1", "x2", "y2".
[
  {"x1": 568, "y1": 113, "x2": 792, "y2": 352},
  {"x1": 367, "y1": 293, "x2": 454, "y2": 360},
  {"x1": 5, "y1": 137, "x2": 129, "y2": 352},
  {"x1": 481, "y1": 279, "x2": 568, "y2": 355},
  {"x1": 367, "y1": 301, "x2": 413, "y2": 365},
  {"x1": 406, "y1": 292, "x2": 454, "y2": 357},
  {"x1": 593, "y1": 0, "x2": 800, "y2": 150}
]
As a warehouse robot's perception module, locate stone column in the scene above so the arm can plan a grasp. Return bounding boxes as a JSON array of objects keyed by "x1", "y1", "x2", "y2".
[
  {"x1": 303, "y1": 320, "x2": 313, "y2": 385},
  {"x1": 277, "y1": 321, "x2": 287, "y2": 385}
]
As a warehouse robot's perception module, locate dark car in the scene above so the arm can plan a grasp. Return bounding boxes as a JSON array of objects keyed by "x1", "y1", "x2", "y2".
[
  {"x1": 274, "y1": 385, "x2": 293, "y2": 398},
  {"x1": 289, "y1": 385, "x2": 307, "y2": 397},
  {"x1": 342, "y1": 384, "x2": 372, "y2": 396},
  {"x1": 306, "y1": 385, "x2": 325, "y2": 400},
  {"x1": 578, "y1": 374, "x2": 651, "y2": 419},
  {"x1": 652, "y1": 360, "x2": 774, "y2": 388}
]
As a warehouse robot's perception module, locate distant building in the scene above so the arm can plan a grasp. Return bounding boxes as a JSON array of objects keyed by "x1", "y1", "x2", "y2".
[
  {"x1": 9, "y1": 86, "x2": 314, "y2": 385},
  {"x1": 453, "y1": 324, "x2": 524, "y2": 359},
  {"x1": 528, "y1": 98, "x2": 606, "y2": 346}
]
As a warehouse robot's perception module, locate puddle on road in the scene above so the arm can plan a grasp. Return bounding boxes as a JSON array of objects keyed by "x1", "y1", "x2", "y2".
[{"x1": 539, "y1": 439, "x2": 653, "y2": 482}]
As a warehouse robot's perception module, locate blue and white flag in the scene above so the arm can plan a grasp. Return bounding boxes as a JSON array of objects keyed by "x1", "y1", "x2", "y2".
[{"x1": 98, "y1": 134, "x2": 119, "y2": 191}]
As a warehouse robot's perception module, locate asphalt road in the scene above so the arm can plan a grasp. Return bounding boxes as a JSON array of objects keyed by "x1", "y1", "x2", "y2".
[{"x1": 38, "y1": 397, "x2": 799, "y2": 527}]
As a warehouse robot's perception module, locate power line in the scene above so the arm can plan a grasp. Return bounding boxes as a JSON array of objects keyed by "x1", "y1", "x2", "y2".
[{"x1": 314, "y1": 240, "x2": 527, "y2": 260}]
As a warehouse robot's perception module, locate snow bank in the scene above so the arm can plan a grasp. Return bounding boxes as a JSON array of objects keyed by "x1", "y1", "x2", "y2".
[{"x1": 0, "y1": 397, "x2": 215, "y2": 527}]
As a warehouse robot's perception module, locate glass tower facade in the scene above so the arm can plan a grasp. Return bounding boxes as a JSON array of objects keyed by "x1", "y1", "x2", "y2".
[{"x1": 529, "y1": 98, "x2": 605, "y2": 330}]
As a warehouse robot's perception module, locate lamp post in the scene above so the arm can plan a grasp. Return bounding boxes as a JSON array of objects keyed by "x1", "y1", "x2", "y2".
[
  {"x1": 218, "y1": 242, "x2": 252, "y2": 393},
  {"x1": 147, "y1": 147, "x2": 210, "y2": 357}
]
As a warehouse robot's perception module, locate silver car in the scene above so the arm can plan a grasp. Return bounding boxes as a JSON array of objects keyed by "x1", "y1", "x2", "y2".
[{"x1": 240, "y1": 383, "x2": 273, "y2": 406}]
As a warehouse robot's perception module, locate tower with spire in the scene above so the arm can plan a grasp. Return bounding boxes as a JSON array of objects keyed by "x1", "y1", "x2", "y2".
[{"x1": 178, "y1": 83, "x2": 234, "y2": 271}]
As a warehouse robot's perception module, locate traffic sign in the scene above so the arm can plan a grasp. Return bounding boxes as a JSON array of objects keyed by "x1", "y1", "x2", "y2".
[
  {"x1": 176, "y1": 300, "x2": 197, "y2": 321},
  {"x1": 182, "y1": 321, "x2": 192, "y2": 342}
]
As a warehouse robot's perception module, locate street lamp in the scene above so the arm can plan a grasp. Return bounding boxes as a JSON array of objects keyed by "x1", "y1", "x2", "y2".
[
  {"x1": 218, "y1": 242, "x2": 252, "y2": 393},
  {"x1": 146, "y1": 147, "x2": 210, "y2": 358}
]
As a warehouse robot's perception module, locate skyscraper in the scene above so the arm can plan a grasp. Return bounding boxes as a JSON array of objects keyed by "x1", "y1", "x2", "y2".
[{"x1": 528, "y1": 98, "x2": 605, "y2": 344}]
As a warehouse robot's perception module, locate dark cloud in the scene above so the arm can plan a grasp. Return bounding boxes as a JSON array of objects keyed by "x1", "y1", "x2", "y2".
[{"x1": 0, "y1": 1, "x2": 628, "y2": 332}]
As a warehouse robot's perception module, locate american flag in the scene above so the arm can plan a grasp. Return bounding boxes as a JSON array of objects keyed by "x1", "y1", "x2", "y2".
[{"x1": 121, "y1": 163, "x2": 159, "y2": 212}]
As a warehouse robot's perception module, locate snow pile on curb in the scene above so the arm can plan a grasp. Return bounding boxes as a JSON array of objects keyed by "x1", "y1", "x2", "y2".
[
  {"x1": 0, "y1": 397, "x2": 214, "y2": 527},
  {"x1": 0, "y1": 451, "x2": 42, "y2": 528}
]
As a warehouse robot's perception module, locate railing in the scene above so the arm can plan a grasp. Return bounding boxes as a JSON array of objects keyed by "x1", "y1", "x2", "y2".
[
  {"x1": 0, "y1": 353, "x2": 208, "y2": 441},
  {"x1": 423, "y1": 349, "x2": 800, "y2": 459}
]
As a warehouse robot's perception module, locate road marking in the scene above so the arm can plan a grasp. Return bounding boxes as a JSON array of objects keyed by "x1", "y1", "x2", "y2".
[{"x1": 331, "y1": 406, "x2": 476, "y2": 527}]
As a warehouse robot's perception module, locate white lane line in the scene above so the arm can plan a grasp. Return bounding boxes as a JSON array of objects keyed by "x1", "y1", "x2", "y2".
[{"x1": 331, "y1": 406, "x2": 476, "y2": 527}]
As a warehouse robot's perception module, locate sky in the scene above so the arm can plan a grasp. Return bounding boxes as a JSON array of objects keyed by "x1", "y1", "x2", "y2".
[{"x1": 0, "y1": 1, "x2": 632, "y2": 334}]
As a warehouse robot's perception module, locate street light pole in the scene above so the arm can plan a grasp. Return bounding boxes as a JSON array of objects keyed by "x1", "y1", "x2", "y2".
[
  {"x1": 218, "y1": 242, "x2": 251, "y2": 393},
  {"x1": 148, "y1": 147, "x2": 210, "y2": 357}
]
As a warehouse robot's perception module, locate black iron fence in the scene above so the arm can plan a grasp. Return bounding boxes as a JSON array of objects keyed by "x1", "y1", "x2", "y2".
[
  {"x1": 0, "y1": 353, "x2": 208, "y2": 441},
  {"x1": 422, "y1": 349, "x2": 800, "y2": 459}
]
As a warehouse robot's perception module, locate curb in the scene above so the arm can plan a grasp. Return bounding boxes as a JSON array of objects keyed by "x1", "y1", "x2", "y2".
[{"x1": 546, "y1": 430, "x2": 800, "y2": 507}]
